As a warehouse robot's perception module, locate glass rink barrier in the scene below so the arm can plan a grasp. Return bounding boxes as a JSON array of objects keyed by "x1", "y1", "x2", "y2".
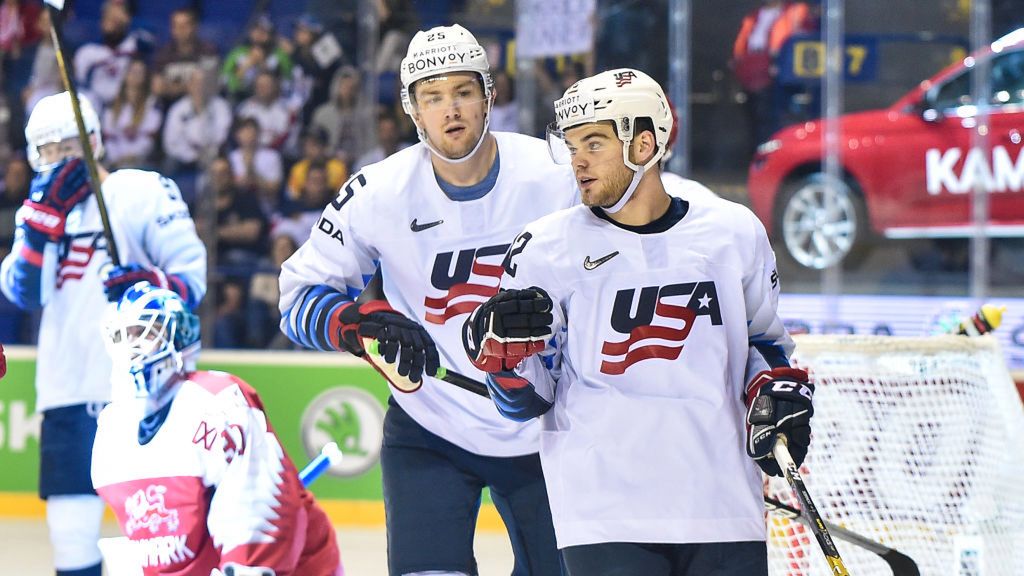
[{"x1": 1, "y1": 1, "x2": 1023, "y2": 575}]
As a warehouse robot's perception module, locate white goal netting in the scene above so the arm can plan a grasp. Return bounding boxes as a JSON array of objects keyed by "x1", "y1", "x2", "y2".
[{"x1": 765, "y1": 335, "x2": 1024, "y2": 576}]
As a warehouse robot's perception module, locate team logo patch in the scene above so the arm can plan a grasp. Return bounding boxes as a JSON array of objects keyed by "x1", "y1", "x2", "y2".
[
  {"x1": 614, "y1": 70, "x2": 637, "y2": 87},
  {"x1": 56, "y1": 231, "x2": 105, "y2": 288},
  {"x1": 124, "y1": 484, "x2": 180, "y2": 536},
  {"x1": 300, "y1": 387, "x2": 384, "y2": 477},
  {"x1": 423, "y1": 243, "x2": 508, "y2": 324},
  {"x1": 600, "y1": 281, "x2": 722, "y2": 375}
]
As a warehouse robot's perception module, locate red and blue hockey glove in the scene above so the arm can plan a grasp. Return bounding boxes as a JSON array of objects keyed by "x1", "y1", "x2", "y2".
[
  {"x1": 332, "y1": 300, "x2": 440, "y2": 384},
  {"x1": 462, "y1": 288, "x2": 553, "y2": 373},
  {"x1": 19, "y1": 157, "x2": 92, "y2": 241},
  {"x1": 744, "y1": 367, "x2": 814, "y2": 477}
]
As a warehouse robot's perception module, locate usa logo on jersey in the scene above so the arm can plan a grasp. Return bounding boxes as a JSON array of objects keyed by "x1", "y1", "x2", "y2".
[
  {"x1": 423, "y1": 243, "x2": 509, "y2": 324},
  {"x1": 600, "y1": 281, "x2": 722, "y2": 375}
]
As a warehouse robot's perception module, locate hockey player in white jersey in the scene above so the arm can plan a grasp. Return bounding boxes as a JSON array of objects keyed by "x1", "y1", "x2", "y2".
[
  {"x1": 278, "y1": 24, "x2": 577, "y2": 576},
  {"x1": 463, "y1": 69, "x2": 814, "y2": 575},
  {"x1": 93, "y1": 283, "x2": 342, "y2": 576},
  {"x1": 0, "y1": 92, "x2": 206, "y2": 576}
]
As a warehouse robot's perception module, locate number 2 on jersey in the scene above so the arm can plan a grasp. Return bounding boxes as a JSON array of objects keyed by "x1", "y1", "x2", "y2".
[{"x1": 502, "y1": 232, "x2": 533, "y2": 277}]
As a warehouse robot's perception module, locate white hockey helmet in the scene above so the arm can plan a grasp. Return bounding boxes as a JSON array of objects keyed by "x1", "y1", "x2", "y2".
[
  {"x1": 25, "y1": 91, "x2": 104, "y2": 171},
  {"x1": 103, "y1": 282, "x2": 200, "y2": 406},
  {"x1": 548, "y1": 69, "x2": 672, "y2": 213},
  {"x1": 399, "y1": 24, "x2": 494, "y2": 163}
]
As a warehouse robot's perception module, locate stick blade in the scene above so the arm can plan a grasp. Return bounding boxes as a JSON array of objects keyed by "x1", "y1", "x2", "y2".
[{"x1": 882, "y1": 550, "x2": 921, "y2": 576}]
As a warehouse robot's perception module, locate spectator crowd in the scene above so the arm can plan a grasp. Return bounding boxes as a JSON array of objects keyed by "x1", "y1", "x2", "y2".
[{"x1": 0, "y1": 0, "x2": 425, "y2": 348}]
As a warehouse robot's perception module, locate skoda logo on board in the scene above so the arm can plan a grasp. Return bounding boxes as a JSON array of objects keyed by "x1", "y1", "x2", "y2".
[{"x1": 300, "y1": 387, "x2": 384, "y2": 477}]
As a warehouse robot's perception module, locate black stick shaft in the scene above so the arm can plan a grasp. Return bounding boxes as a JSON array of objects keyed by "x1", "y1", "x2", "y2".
[{"x1": 46, "y1": 4, "x2": 121, "y2": 266}]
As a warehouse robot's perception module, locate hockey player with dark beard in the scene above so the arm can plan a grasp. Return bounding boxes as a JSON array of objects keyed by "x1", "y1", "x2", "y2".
[{"x1": 464, "y1": 68, "x2": 815, "y2": 576}]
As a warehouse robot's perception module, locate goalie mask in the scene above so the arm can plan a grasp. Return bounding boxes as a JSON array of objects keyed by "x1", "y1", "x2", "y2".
[
  {"x1": 25, "y1": 91, "x2": 104, "y2": 172},
  {"x1": 103, "y1": 282, "x2": 200, "y2": 409},
  {"x1": 547, "y1": 68, "x2": 673, "y2": 213},
  {"x1": 400, "y1": 24, "x2": 494, "y2": 163}
]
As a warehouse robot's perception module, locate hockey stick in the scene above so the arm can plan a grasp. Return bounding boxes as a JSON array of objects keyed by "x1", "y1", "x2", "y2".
[
  {"x1": 356, "y1": 268, "x2": 491, "y2": 398},
  {"x1": 42, "y1": 0, "x2": 121, "y2": 266},
  {"x1": 299, "y1": 441, "x2": 344, "y2": 487},
  {"x1": 764, "y1": 496, "x2": 920, "y2": 576},
  {"x1": 773, "y1": 434, "x2": 852, "y2": 575}
]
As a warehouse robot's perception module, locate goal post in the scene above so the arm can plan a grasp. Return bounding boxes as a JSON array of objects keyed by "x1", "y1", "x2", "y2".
[{"x1": 766, "y1": 334, "x2": 1024, "y2": 576}]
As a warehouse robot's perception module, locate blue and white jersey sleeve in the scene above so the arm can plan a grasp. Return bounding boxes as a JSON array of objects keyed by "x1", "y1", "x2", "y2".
[
  {"x1": 0, "y1": 219, "x2": 57, "y2": 310},
  {"x1": 278, "y1": 172, "x2": 379, "y2": 351},
  {"x1": 117, "y1": 171, "x2": 207, "y2": 309},
  {"x1": 742, "y1": 209, "x2": 794, "y2": 382}
]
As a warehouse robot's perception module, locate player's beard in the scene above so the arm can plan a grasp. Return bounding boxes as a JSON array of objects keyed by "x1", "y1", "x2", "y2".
[
  {"x1": 582, "y1": 164, "x2": 634, "y2": 209},
  {"x1": 433, "y1": 121, "x2": 485, "y2": 160}
]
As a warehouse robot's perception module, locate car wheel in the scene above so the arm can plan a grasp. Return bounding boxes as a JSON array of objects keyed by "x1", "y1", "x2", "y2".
[{"x1": 775, "y1": 173, "x2": 871, "y2": 270}]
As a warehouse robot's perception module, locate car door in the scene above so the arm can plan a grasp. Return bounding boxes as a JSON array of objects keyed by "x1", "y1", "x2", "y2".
[{"x1": 986, "y1": 48, "x2": 1024, "y2": 227}]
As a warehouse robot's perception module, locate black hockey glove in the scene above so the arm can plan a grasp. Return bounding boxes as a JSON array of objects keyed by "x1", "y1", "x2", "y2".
[
  {"x1": 463, "y1": 288, "x2": 553, "y2": 373},
  {"x1": 19, "y1": 157, "x2": 92, "y2": 241},
  {"x1": 332, "y1": 299, "x2": 440, "y2": 384},
  {"x1": 744, "y1": 367, "x2": 814, "y2": 477}
]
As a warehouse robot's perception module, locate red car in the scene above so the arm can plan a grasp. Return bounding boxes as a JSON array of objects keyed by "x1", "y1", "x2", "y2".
[{"x1": 748, "y1": 29, "x2": 1024, "y2": 269}]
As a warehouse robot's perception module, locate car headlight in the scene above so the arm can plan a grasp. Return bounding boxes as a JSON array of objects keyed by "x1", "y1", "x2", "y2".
[{"x1": 756, "y1": 139, "x2": 782, "y2": 156}]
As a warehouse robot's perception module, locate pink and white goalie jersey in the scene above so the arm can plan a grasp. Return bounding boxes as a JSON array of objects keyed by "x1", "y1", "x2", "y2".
[
  {"x1": 91, "y1": 371, "x2": 342, "y2": 576},
  {"x1": 500, "y1": 193, "x2": 794, "y2": 548}
]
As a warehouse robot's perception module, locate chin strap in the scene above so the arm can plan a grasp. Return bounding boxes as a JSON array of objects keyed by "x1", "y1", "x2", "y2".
[{"x1": 601, "y1": 165, "x2": 646, "y2": 214}]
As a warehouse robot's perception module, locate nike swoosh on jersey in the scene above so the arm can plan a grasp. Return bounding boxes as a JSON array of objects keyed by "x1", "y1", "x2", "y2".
[
  {"x1": 411, "y1": 218, "x2": 444, "y2": 232},
  {"x1": 583, "y1": 251, "x2": 619, "y2": 270}
]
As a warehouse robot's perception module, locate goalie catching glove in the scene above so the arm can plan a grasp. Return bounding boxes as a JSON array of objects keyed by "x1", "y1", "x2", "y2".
[
  {"x1": 331, "y1": 299, "x2": 439, "y2": 384},
  {"x1": 744, "y1": 367, "x2": 814, "y2": 477},
  {"x1": 462, "y1": 287, "x2": 553, "y2": 373}
]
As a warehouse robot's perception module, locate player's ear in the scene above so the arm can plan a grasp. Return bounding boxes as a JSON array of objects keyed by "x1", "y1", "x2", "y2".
[{"x1": 631, "y1": 130, "x2": 657, "y2": 165}]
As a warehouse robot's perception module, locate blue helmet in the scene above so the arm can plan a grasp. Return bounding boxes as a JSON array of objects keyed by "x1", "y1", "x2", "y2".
[{"x1": 104, "y1": 282, "x2": 200, "y2": 399}]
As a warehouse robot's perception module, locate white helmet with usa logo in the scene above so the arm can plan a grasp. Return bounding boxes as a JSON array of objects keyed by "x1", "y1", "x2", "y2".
[
  {"x1": 547, "y1": 68, "x2": 673, "y2": 213},
  {"x1": 399, "y1": 24, "x2": 494, "y2": 163}
]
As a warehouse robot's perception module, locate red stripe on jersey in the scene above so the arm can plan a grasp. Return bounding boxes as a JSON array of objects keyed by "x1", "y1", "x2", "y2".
[
  {"x1": 424, "y1": 299, "x2": 485, "y2": 325},
  {"x1": 470, "y1": 260, "x2": 504, "y2": 279},
  {"x1": 601, "y1": 324, "x2": 689, "y2": 356},
  {"x1": 19, "y1": 244, "x2": 44, "y2": 267},
  {"x1": 600, "y1": 344, "x2": 683, "y2": 375},
  {"x1": 423, "y1": 282, "x2": 499, "y2": 310}
]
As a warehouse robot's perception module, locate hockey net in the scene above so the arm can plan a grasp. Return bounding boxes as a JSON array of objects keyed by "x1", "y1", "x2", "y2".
[{"x1": 765, "y1": 335, "x2": 1024, "y2": 576}]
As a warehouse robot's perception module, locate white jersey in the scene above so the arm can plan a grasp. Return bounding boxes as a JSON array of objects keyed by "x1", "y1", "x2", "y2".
[
  {"x1": 661, "y1": 171, "x2": 720, "y2": 201},
  {"x1": 500, "y1": 193, "x2": 794, "y2": 547},
  {"x1": 279, "y1": 132, "x2": 579, "y2": 456},
  {"x1": 92, "y1": 371, "x2": 340, "y2": 575},
  {"x1": 0, "y1": 169, "x2": 206, "y2": 412}
]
